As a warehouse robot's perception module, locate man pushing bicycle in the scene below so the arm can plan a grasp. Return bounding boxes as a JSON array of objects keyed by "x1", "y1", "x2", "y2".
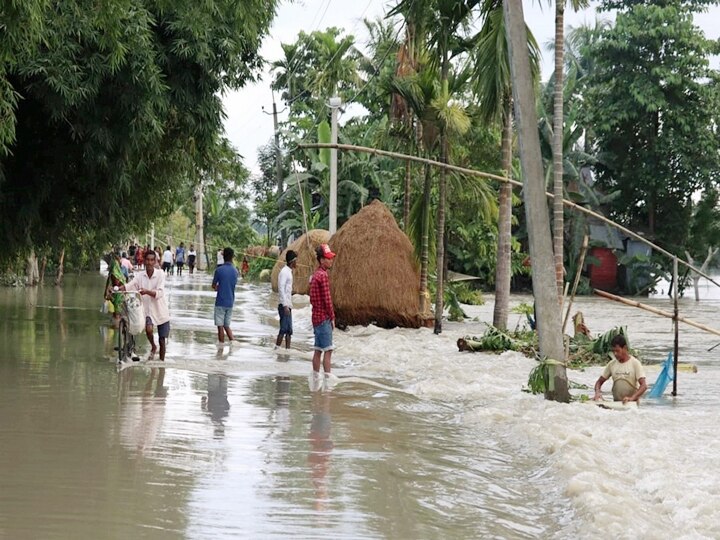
[{"x1": 117, "y1": 250, "x2": 171, "y2": 361}]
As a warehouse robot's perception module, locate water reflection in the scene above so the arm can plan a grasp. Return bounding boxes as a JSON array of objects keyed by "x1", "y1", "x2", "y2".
[
  {"x1": 202, "y1": 374, "x2": 230, "y2": 437},
  {"x1": 308, "y1": 391, "x2": 333, "y2": 512},
  {"x1": 118, "y1": 368, "x2": 167, "y2": 455},
  {"x1": 274, "y1": 376, "x2": 291, "y2": 432}
]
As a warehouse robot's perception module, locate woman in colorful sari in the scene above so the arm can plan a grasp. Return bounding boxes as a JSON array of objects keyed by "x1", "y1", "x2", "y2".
[{"x1": 105, "y1": 253, "x2": 127, "y2": 322}]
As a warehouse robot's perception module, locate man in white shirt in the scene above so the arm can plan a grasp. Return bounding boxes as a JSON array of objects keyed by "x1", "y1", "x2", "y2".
[
  {"x1": 275, "y1": 250, "x2": 297, "y2": 349},
  {"x1": 120, "y1": 250, "x2": 171, "y2": 360},
  {"x1": 162, "y1": 246, "x2": 174, "y2": 275}
]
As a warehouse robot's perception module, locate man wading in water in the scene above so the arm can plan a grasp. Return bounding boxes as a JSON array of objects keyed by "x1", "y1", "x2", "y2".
[
  {"x1": 593, "y1": 335, "x2": 647, "y2": 403},
  {"x1": 119, "y1": 250, "x2": 171, "y2": 361},
  {"x1": 309, "y1": 244, "x2": 336, "y2": 389}
]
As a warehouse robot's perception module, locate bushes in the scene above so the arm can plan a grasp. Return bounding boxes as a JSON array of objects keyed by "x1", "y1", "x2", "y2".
[{"x1": 245, "y1": 256, "x2": 275, "y2": 282}]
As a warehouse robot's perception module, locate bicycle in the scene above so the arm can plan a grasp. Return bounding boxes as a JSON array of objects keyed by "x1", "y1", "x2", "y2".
[{"x1": 114, "y1": 290, "x2": 142, "y2": 364}]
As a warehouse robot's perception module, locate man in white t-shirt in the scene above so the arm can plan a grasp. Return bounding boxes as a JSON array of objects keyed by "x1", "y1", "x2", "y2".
[
  {"x1": 162, "y1": 246, "x2": 174, "y2": 275},
  {"x1": 275, "y1": 250, "x2": 297, "y2": 349},
  {"x1": 593, "y1": 335, "x2": 647, "y2": 403}
]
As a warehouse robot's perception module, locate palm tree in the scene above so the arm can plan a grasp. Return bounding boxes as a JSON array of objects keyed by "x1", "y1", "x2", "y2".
[
  {"x1": 389, "y1": 65, "x2": 471, "y2": 317},
  {"x1": 551, "y1": 0, "x2": 590, "y2": 300},
  {"x1": 392, "y1": 0, "x2": 480, "y2": 333},
  {"x1": 309, "y1": 28, "x2": 362, "y2": 100},
  {"x1": 474, "y1": 0, "x2": 541, "y2": 331},
  {"x1": 503, "y1": 0, "x2": 568, "y2": 402},
  {"x1": 271, "y1": 42, "x2": 307, "y2": 106}
]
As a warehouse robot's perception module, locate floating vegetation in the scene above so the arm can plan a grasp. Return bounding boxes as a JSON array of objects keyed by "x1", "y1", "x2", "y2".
[
  {"x1": 457, "y1": 325, "x2": 537, "y2": 357},
  {"x1": 458, "y1": 322, "x2": 639, "y2": 371}
]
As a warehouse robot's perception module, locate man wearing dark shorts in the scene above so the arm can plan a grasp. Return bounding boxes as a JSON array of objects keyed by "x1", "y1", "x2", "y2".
[
  {"x1": 120, "y1": 250, "x2": 171, "y2": 360},
  {"x1": 212, "y1": 247, "x2": 238, "y2": 345},
  {"x1": 276, "y1": 250, "x2": 297, "y2": 349}
]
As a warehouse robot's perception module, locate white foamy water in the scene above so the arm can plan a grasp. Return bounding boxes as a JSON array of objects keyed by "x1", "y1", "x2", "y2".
[{"x1": 297, "y1": 292, "x2": 720, "y2": 540}]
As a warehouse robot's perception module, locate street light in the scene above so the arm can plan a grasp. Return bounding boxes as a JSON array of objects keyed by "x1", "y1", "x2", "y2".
[{"x1": 329, "y1": 96, "x2": 342, "y2": 235}]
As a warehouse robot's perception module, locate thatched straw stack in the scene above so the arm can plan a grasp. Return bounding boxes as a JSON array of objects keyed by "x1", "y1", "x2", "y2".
[
  {"x1": 271, "y1": 229, "x2": 330, "y2": 294},
  {"x1": 329, "y1": 200, "x2": 421, "y2": 328}
]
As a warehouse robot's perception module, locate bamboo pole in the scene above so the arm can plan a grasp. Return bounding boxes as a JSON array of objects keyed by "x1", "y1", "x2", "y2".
[
  {"x1": 297, "y1": 143, "x2": 720, "y2": 289},
  {"x1": 562, "y1": 235, "x2": 589, "y2": 334},
  {"x1": 673, "y1": 257, "x2": 679, "y2": 396},
  {"x1": 594, "y1": 289, "x2": 720, "y2": 338}
]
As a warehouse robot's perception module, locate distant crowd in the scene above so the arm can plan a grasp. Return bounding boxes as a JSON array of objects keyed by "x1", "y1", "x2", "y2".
[{"x1": 118, "y1": 242, "x2": 198, "y2": 277}]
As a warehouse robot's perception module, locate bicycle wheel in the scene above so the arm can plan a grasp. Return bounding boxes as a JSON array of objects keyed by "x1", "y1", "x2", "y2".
[
  {"x1": 128, "y1": 334, "x2": 137, "y2": 361},
  {"x1": 118, "y1": 319, "x2": 129, "y2": 363}
]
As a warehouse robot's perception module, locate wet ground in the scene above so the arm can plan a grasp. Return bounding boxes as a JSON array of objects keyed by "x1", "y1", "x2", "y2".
[{"x1": 1, "y1": 272, "x2": 719, "y2": 538}]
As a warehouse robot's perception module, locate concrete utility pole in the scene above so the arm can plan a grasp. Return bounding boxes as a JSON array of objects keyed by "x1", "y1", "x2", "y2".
[
  {"x1": 329, "y1": 96, "x2": 342, "y2": 235},
  {"x1": 272, "y1": 100, "x2": 283, "y2": 201},
  {"x1": 264, "y1": 94, "x2": 287, "y2": 247},
  {"x1": 194, "y1": 184, "x2": 206, "y2": 270},
  {"x1": 150, "y1": 222, "x2": 155, "y2": 251}
]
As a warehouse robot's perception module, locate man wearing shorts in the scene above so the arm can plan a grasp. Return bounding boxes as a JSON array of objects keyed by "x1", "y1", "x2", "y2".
[
  {"x1": 309, "y1": 244, "x2": 336, "y2": 382},
  {"x1": 276, "y1": 250, "x2": 298, "y2": 349},
  {"x1": 212, "y1": 247, "x2": 238, "y2": 344},
  {"x1": 120, "y1": 250, "x2": 171, "y2": 360}
]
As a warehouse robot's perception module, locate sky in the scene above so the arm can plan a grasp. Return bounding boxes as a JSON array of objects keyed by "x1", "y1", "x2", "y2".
[{"x1": 222, "y1": 0, "x2": 720, "y2": 174}]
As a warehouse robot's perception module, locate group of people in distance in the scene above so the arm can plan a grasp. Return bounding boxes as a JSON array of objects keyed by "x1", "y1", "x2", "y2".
[
  {"x1": 162, "y1": 243, "x2": 198, "y2": 276},
  {"x1": 123, "y1": 243, "x2": 198, "y2": 275}
]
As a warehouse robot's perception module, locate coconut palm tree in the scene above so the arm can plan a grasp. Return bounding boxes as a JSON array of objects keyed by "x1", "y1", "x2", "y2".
[
  {"x1": 503, "y1": 0, "x2": 568, "y2": 402},
  {"x1": 389, "y1": 64, "x2": 471, "y2": 317},
  {"x1": 391, "y1": 0, "x2": 481, "y2": 333},
  {"x1": 551, "y1": 0, "x2": 590, "y2": 300},
  {"x1": 474, "y1": 0, "x2": 541, "y2": 331}
]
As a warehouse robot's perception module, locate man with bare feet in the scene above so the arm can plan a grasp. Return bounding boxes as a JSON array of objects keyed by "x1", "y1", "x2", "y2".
[
  {"x1": 120, "y1": 250, "x2": 171, "y2": 360},
  {"x1": 212, "y1": 247, "x2": 238, "y2": 345},
  {"x1": 309, "y1": 244, "x2": 336, "y2": 389}
]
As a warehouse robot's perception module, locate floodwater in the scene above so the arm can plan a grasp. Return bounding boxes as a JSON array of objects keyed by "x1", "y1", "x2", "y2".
[{"x1": 0, "y1": 272, "x2": 719, "y2": 539}]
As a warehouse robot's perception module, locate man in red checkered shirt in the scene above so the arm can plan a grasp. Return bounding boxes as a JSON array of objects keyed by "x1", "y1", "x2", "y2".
[{"x1": 309, "y1": 243, "x2": 336, "y2": 384}]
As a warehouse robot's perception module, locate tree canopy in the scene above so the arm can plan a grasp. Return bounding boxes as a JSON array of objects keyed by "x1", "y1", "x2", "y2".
[
  {"x1": 0, "y1": 0, "x2": 277, "y2": 262},
  {"x1": 582, "y1": 0, "x2": 720, "y2": 251}
]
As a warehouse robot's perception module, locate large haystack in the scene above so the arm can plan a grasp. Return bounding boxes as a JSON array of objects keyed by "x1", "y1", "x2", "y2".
[
  {"x1": 271, "y1": 229, "x2": 330, "y2": 294},
  {"x1": 329, "y1": 200, "x2": 421, "y2": 328}
]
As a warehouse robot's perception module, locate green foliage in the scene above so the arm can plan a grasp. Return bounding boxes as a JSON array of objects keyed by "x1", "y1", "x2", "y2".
[
  {"x1": 581, "y1": 0, "x2": 720, "y2": 252},
  {"x1": 0, "y1": 0, "x2": 277, "y2": 263},
  {"x1": 687, "y1": 187, "x2": 720, "y2": 259},
  {"x1": 511, "y1": 302, "x2": 534, "y2": 316},
  {"x1": 201, "y1": 138, "x2": 258, "y2": 253},
  {"x1": 459, "y1": 325, "x2": 537, "y2": 354},
  {"x1": 591, "y1": 326, "x2": 629, "y2": 355},
  {"x1": 245, "y1": 256, "x2": 275, "y2": 282},
  {"x1": 527, "y1": 361, "x2": 551, "y2": 395},
  {"x1": 272, "y1": 27, "x2": 361, "y2": 126},
  {"x1": 252, "y1": 140, "x2": 285, "y2": 246},
  {"x1": 452, "y1": 282, "x2": 485, "y2": 305}
]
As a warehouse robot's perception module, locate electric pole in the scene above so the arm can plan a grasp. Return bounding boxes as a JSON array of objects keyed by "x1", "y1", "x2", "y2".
[
  {"x1": 329, "y1": 96, "x2": 342, "y2": 235},
  {"x1": 264, "y1": 93, "x2": 287, "y2": 248}
]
